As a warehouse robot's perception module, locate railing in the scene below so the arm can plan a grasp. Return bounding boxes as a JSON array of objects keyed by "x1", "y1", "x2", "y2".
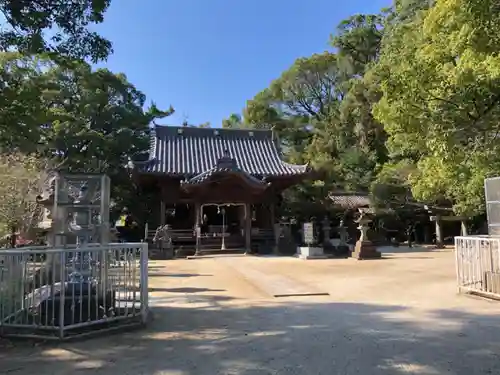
[
  {"x1": 455, "y1": 236, "x2": 500, "y2": 298},
  {"x1": 0, "y1": 242, "x2": 148, "y2": 339},
  {"x1": 147, "y1": 229, "x2": 194, "y2": 242},
  {"x1": 251, "y1": 228, "x2": 274, "y2": 239}
]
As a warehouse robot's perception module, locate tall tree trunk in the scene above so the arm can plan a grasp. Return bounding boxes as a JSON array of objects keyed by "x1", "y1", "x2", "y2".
[{"x1": 9, "y1": 225, "x2": 16, "y2": 248}]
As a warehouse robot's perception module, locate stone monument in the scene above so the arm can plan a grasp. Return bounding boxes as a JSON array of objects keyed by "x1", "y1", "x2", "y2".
[
  {"x1": 297, "y1": 221, "x2": 328, "y2": 259},
  {"x1": 351, "y1": 208, "x2": 381, "y2": 260}
]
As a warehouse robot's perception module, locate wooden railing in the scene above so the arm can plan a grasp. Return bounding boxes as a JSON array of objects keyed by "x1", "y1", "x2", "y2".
[
  {"x1": 146, "y1": 229, "x2": 194, "y2": 241},
  {"x1": 147, "y1": 226, "x2": 275, "y2": 242}
]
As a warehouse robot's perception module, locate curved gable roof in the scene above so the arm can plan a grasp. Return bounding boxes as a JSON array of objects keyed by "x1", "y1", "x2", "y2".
[{"x1": 142, "y1": 125, "x2": 309, "y2": 177}]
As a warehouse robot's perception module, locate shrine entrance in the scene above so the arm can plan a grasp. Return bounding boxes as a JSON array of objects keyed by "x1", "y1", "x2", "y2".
[
  {"x1": 201, "y1": 204, "x2": 245, "y2": 235},
  {"x1": 199, "y1": 204, "x2": 246, "y2": 251}
]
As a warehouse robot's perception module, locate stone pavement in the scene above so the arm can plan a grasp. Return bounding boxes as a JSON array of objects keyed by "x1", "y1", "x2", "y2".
[{"x1": 1, "y1": 247, "x2": 500, "y2": 375}]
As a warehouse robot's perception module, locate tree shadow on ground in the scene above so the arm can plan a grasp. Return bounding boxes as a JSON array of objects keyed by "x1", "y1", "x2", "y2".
[
  {"x1": 2, "y1": 296, "x2": 500, "y2": 375},
  {"x1": 148, "y1": 273, "x2": 213, "y2": 278},
  {"x1": 148, "y1": 287, "x2": 225, "y2": 293},
  {"x1": 382, "y1": 254, "x2": 435, "y2": 260},
  {"x1": 378, "y1": 245, "x2": 449, "y2": 254}
]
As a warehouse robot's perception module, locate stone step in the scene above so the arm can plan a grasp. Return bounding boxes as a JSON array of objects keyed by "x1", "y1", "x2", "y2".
[{"x1": 196, "y1": 248, "x2": 246, "y2": 255}]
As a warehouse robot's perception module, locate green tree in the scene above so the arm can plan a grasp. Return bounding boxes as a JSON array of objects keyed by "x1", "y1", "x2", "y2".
[
  {"x1": 39, "y1": 60, "x2": 174, "y2": 172},
  {"x1": 0, "y1": 152, "x2": 49, "y2": 243},
  {"x1": 244, "y1": 53, "x2": 344, "y2": 160},
  {"x1": 0, "y1": 53, "x2": 174, "y2": 219},
  {"x1": 306, "y1": 13, "x2": 389, "y2": 191},
  {"x1": 0, "y1": 53, "x2": 53, "y2": 152},
  {"x1": 371, "y1": 0, "x2": 500, "y2": 215},
  {"x1": 222, "y1": 113, "x2": 243, "y2": 129},
  {"x1": 331, "y1": 14, "x2": 384, "y2": 77},
  {"x1": 0, "y1": 0, "x2": 112, "y2": 62}
]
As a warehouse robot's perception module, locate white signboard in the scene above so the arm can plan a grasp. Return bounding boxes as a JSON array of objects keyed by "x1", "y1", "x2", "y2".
[
  {"x1": 485, "y1": 177, "x2": 500, "y2": 235},
  {"x1": 303, "y1": 222, "x2": 315, "y2": 245}
]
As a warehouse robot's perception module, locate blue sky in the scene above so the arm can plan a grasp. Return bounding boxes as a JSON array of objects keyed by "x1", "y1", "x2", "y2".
[{"x1": 95, "y1": 0, "x2": 390, "y2": 127}]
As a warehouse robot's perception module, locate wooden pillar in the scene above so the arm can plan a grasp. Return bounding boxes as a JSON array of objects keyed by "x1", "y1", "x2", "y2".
[
  {"x1": 270, "y1": 201, "x2": 279, "y2": 254},
  {"x1": 160, "y1": 200, "x2": 165, "y2": 226},
  {"x1": 239, "y1": 205, "x2": 245, "y2": 236},
  {"x1": 245, "y1": 203, "x2": 252, "y2": 254},
  {"x1": 195, "y1": 202, "x2": 201, "y2": 255},
  {"x1": 435, "y1": 215, "x2": 444, "y2": 248},
  {"x1": 270, "y1": 201, "x2": 276, "y2": 228}
]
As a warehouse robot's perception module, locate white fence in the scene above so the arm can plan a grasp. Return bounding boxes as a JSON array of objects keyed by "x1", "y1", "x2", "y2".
[
  {"x1": 455, "y1": 236, "x2": 500, "y2": 298},
  {"x1": 0, "y1": 242, "x2": 149, "y2": 339}
]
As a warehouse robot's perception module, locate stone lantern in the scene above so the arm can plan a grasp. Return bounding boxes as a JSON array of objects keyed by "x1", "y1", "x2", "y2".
[
  {"x1": 336, "y1": 219, "x2": 350, "y2": 256},
  {"x1": 322, "y1": 216, "x2": 331, "y2": 246},
  {"x1": 352, "y1": 208, "x2": 381, "y2": 259}
]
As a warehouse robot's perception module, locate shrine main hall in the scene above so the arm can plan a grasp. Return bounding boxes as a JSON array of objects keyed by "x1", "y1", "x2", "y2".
[{"x1": 133, "y1": 125, "x2": 312, "y2": 254}]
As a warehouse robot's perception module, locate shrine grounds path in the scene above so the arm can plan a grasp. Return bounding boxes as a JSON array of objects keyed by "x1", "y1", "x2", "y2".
[{"x1": 2, "y1": 246, "x2": 500, "y2": 375}]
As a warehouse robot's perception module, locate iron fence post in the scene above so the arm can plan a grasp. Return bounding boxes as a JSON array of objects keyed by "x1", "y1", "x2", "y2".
[
  {"x1": 58, "y1": 251, "x2": 65, "y2": 339},
  {"x1": 140, "y1": 242, "x2": 149, "y2": 324}
]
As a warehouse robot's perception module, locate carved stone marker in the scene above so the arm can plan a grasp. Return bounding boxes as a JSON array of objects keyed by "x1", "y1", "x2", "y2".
[
  {"x1": 297, "y1": 222, "x2": 328, "y2": 260},
  {"x1": 303, "y1": 222, "x2": 315, "y2": 246}
]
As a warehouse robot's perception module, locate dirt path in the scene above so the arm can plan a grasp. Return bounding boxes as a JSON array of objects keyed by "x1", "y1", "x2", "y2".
[{"x1": 1, "y1": 249, "x2": 500, "y2": 375}]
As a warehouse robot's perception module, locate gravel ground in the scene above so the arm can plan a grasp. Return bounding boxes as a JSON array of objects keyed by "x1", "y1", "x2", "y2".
[{"x1": 1, "y1": 246, "x2": 500, "y2": 375}]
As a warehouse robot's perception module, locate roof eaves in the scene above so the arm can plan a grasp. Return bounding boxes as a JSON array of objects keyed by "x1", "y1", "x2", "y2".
[{"x1": 182, "y1": 167, "x2": 270, "y2": 189}]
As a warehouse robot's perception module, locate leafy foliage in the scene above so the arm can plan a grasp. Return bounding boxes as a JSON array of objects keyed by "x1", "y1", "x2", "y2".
[
  {"x1": 0, "y1": 53, "x2": 173, "y2": 173},
  {"x1": 225, "y1": 0, "x2": 500, "y2": 220},
  {"x1": 0, "y1": 52, "x2": 174, "y2": 230},
  {"x1": 0, "y1": 53, "x2": 52, "y2": 151},
  {"x1": 0, "y1": 152, "x2": 49, "y2": 237},
  {"x1": 4, "y1": 0, "x2": 500, "y2": 232},
  {"x1": 0, "y1": 0, "x2": 112, "y2": 62},
  {"x1": 40, "y1": 60, "x2": 173, "y2": 172},
  {"x1": 233, "y1": 13, "x2": 390, "y2": 218},
  {"x1": 372, "y1": 0, "x2": 500, "y2": 215},
  {"x1": 222, "y1": 113, "x2": 243, "y2": 129}
]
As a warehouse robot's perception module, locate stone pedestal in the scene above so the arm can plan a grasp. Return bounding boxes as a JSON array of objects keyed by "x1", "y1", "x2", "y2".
[
  {"x1": 336, "y1": 220, "x2": 350, "y2": 256},
  {"x1": 352, "y1": 209, "x2": 381, "y2": 260},
  {"x1": 351, "y1": 241, "x2": 381, "y2": 260},
  {"x1": 322, "y1": 217, "x2": 331, "y2": 246},
  {"x1": 297, "y1": 246, "x2": 328, "y2": 260},
  {"x1": 435, "y1": 215, "x2": 444, "y2": 249}
]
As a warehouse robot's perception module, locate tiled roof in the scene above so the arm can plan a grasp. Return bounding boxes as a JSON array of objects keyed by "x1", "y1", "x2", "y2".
[
  {"x1": 329, "y1": 192, "x2": 372, "y2": 209},
  {"x1": 181, "y1": 167, "x2": 269, "y2": 189},
  {"x1": 141, "y1": 126, "x2": 309, "y2": 177},
  {"x1": 181, "y1": 154, "x2": 269, "y2": 188}
]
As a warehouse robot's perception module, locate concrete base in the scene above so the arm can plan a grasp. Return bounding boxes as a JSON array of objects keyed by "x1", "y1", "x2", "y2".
[
  {"x1": 351, "y1": 241, "x2": 381, "y2": 260},
  {"x1": 272, "y1": 246, "x2": 280, "y2": 255},
  {"x1": 162, "y1": 248, "x2": 175, "y2": 259},
  {"x1": 296, "y1": 246, "x2": 329, "y2": 260}
]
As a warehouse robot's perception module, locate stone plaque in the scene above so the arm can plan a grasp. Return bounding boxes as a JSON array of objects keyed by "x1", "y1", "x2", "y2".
[{"x1": 303, "y1": 222, "x2": 315, "y2": 245}]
